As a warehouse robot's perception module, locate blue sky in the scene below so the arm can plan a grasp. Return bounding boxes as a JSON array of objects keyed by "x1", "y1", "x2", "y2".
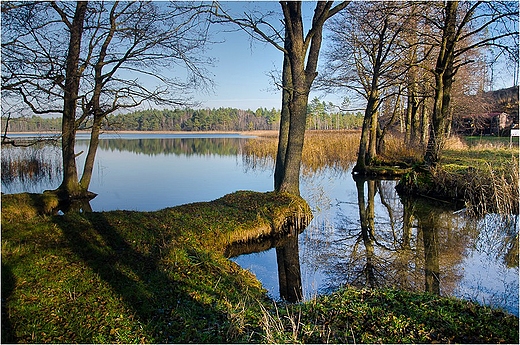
[
  {"x1": 193, "y1": 1, "x2": 517, "y2": 111},
  {"x1": 195, "y1": 1, "x2": 342, "y2": 110},
  {"x1": 200, "y1": 25, "x2": 283, "y2": 110}
]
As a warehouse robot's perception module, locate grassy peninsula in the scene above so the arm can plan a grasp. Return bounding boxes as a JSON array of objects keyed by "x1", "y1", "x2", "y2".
[{"x1": 2, "y1": 188, "x2": 518, "y2": 343}]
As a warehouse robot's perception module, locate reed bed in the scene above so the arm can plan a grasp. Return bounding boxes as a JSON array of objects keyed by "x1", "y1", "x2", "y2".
[
  {"x1": 424, "y1": 139, "x2": 519, "y2": 216},
  {"x1": 243, "y1": 130, "x2": 360, "y2": 173},
  {"x1": 379, "y1": 134, "x2": 425, "y2": 164},
  {"x1": 1, "y1": 144, "x2": 62, "y2": 186},
  {"x1": 432, "y1": 157, "x2": 519, "y2": 216},
  {"x1": 244, "y1": 130, "x2": 425, "y2": 173}
]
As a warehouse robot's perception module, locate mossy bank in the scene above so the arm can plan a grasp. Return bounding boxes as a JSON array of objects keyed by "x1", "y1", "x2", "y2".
[
  {"x1": 397, "y1": 145, "x2": 519, "y2": 216},
  {"x1": 2, "y1": 191, "x2": 518, "y2": 343}
]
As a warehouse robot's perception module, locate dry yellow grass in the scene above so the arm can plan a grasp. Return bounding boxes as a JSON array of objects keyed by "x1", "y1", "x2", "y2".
[
  {"x1": 378, "y1": 134, "x2": 425, "y2": 164},
  {"x1": 243, "y1": 130, "x2": 360, "y2": 172},
  {"x1": 244, "y1": 130, "x2": 426, "y2": 173}
]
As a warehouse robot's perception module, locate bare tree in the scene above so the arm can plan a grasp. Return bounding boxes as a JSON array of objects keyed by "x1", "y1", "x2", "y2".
[
  {"x1": 2, "y1": 1, "x2": 213, "y2": 200},
  {"x1": 422, "y1": 1, "x2": 518, "y2": 166},
  {"x1": 212, "y1": 1, "x2": 348, "y2": 195},
  {"x1": 321, "y1": 2, "x2": 415, "y2": 173},
  {"x1": 77, "y1": 1, "x2": 213, "y2": 191}
]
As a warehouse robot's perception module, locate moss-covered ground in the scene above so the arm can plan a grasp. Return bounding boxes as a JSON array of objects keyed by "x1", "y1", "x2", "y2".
[
  {"x1": 398, "y1": 137, "x2": 518, "y2": 215},
  {"x1": 2, "y1": 190, "x2": 518, "y2": 343}
]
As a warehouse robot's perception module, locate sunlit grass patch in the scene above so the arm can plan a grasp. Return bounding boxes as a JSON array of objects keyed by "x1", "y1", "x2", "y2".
[
  {"x1": 1, "y1": 191, "x2": 310, "y2": 343},
  {"x1": 259, "y1": 287, "x2": 519, "y2": 344}
]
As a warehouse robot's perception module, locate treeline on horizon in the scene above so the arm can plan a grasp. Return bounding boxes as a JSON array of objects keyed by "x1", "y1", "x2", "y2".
[{"x1": 3, "y1": 106, "x2": 364, "y2": 133}]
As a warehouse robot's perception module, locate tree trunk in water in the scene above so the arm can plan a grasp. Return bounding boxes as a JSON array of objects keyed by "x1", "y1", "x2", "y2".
[
  {"x1": 57, "y1": 1, "x2": 88, "y2": 199},
  {"x1": 276, "y1": 236, "x2": 303, "y2": 302},
  {"x1": 417, "y1": 208, "x2": 440, "y2": 295},
  {"x1": 356, "y1": 178, "x2": 377, "y2": 288}
]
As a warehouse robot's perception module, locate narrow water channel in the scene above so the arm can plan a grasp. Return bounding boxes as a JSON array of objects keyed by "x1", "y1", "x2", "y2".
[{"x1": 2, "y1": 134, "x2": 518, "y2": 315}]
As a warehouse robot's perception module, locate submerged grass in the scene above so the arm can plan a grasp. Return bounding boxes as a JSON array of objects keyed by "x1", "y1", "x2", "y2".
[{"x1": 2, "y1": 190, "x2": 518, "y2": 343}]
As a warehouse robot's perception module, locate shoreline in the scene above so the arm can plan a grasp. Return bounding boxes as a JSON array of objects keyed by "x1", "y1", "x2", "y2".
[{"x1": 4, "y1": 129, "x2": 280, "y2": 138}]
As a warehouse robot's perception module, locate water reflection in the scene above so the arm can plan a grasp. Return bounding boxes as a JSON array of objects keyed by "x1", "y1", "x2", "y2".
[
  {"x1": 1, "y1": 143, "x2": 62, "y2": 193},
  {"x1": 319, "y1": 178, "x2": 469, "y2": 295},
  {"x1": 80, "y1": 136, "x2": 248, "y2": 156},
  {"x1": 225, "y1": 221, "x2": 305, "y2": 303},
  {"x1": 300, "y1": 174, "x2": 517, "y2": 314},
  {"x1": 416, "y1": 203, "x2": 441, "y2": 295},
  {"x1": 276, "y1": 236, "x2": 303, "y2": 302},
  {"x1": 2, "y1": 134, "x2": 518, "y2": 314}
]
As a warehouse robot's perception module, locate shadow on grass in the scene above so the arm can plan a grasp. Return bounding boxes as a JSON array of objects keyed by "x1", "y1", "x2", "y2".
[
  {"x1": 55, "y1": 210, "x2": 228, "y2": 343},
  {"x1": 1, "y1": 263, "x2": 16, "y2": 343}
]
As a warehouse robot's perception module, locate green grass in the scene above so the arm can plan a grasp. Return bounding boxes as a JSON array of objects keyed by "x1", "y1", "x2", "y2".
[
  {"x1": 464, "y1": 135, "x2": 519, "y2": 147},
  {"x1": 2, "y1": 191, "x2": 309, "y2": 343},
  {"x1": 2, "y1": 189, "x2": 518, "y2": 343},
  {"x1": 261, "y1": 288, "x2": 519, "y2": 343}
]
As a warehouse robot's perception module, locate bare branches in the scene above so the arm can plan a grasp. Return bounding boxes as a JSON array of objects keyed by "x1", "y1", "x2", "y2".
[
  {"x1": 2, "y1": 1, "x2": 214, "y2": 128},
  {"x1": 210, "y1": 1, "x2": 285, "y2": 52}
]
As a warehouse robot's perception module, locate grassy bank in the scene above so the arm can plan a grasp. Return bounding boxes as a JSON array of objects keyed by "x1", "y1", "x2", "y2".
[
  {"x1": 2, "y1": 191, "x2": 310, "y2": 343},
  {"x1": 2, "y1": 190, "x2": 518, "y2": 343},
  {"x1": 398, "y1": 136, "x2": 519, "y2": 215}
]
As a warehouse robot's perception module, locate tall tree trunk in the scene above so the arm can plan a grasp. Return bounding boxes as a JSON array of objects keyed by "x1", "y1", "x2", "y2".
[
  {"x1": 274, "y1": 40, "x2": 292, "y2": 191},
  {"x1": 80, "y1": 2, "x2": 118, "y2": 191},
  {"x1": 277, "y1": 2, "x2": 309, "y2": 196},
  {"x1": 354, "y1": 92, "x2": 378, "y2": 173},
  {"x1": 420, "y1": 101, "x2": 429, "y2": 146},
  {"x1": 424, "y1": 1, "x2": 458, "y2": 166},
  {"x1": 79, "y1": 114, "x2": 103, "y2": 190},
  {"x1": 275, "y1": 1, "x2": 347, "y2": 196},
  {"x1": 368, "y1": 109, "x2": 378, "y2": 162},
  {"x1": 405, "y1": 79, "x2": 419, "y2": 146},
  {"x1": 279, "y1": 71, "x2": 309, "y2": 195},
  {"x1": 57, "y1": 1, "x2": 88, "y2": 199}
]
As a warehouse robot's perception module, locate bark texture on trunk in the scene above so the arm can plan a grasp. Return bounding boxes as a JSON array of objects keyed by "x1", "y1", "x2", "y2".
[
  {"x1": 424, "y1": 1, "x2": 458, "y2": 166},
  {"x1": 58, "y1": 1, "x2": 88, "y2": 199}
]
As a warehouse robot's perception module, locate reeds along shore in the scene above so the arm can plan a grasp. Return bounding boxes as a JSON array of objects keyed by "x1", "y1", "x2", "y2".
[
  {"x1": 243, "y1": 130, "x2": 423, "y2": 172},
  {"x1": 243, "y1": 130, "x2": 361, "y2": 173},
  {"x1": 245, "y1": 130, "x2": 519, "y2": 216}
]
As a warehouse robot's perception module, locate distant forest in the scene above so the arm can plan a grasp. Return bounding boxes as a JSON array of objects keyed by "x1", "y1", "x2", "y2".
[{"x1": 2, "y1": 106, "x2": 365, "y2": 133}]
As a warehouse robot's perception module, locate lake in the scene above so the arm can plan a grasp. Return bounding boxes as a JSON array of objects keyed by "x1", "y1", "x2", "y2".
[{"x1": 2, "y1": 133, "x2": 518, "y2": 315}]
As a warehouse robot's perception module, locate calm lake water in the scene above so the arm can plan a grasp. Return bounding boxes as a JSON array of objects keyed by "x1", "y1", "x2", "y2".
[{"x1": 2, "y1": 133, "x2": 518, "y2": 315}]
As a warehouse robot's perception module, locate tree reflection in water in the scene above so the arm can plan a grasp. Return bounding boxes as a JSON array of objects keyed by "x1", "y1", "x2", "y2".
[
  {"x1": 276, "y1": 236, "x2": 303, "y2": 302},
  {"x1": 304, "y1": 174, "x2": 518, "y2": 314},
  {"x1": 3, "y1": 135, "x2": 518, "y2": 312},
  {"x1": 318, "y1": 176, "x2": 473, "y2": 297}
]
